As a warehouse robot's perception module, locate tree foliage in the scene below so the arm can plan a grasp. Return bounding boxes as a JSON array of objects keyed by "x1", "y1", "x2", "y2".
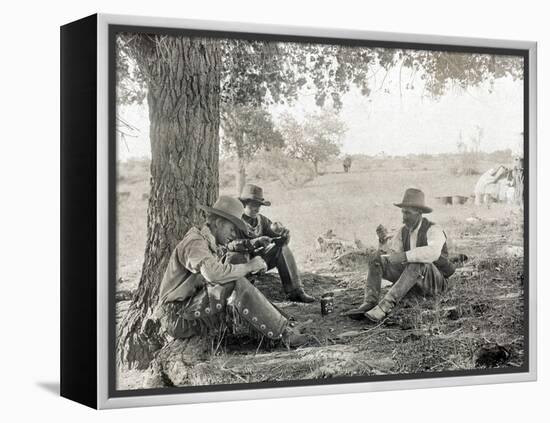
[
  {"x1": 116, "y1": 34, "x2": 524, "y2": 165},
  {"x1": 221, "y1": 105, "x2": 284, "y2": 160},
  {"x1": 279, "y1": 109, "x2": 346, "y2": 174},
  {"x1": 219, "y1": 40, "x2": 303, "y2": 109},
  {"x1": 215, "y1": 40, "x2": 378, "y2": 184},
  {"x1": 117, "y1": 35, "x2": 524, "y2": 111},
  {"x1": 396, "y1": 50, "x2": 524, "y2": 98},
  {"x1": 221, "y1": 105, "x2": 284, "y2": 193},
  {"x1": 116, "y1": 34, "x2": 148, "y2": 105}
]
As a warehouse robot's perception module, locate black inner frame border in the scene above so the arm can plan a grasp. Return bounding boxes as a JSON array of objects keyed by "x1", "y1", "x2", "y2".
[{"x1": 108, "y1": 23, "x2": 530, "y2": 399}]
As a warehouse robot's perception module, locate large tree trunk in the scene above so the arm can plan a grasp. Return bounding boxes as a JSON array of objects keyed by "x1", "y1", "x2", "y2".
[
  {"x1": 236, "y1": 152, "x2": 246, "y2": 196},
  {"x1": 117, "y1": 35, "x2": 222, "y2": 369},
  {"x1": 234, "y1": 132, "x2": 247, "y2": 196}
]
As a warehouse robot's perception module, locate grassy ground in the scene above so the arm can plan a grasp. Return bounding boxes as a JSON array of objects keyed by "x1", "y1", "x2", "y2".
[{"x1": 115, "y1": 155, "x2": 525, "y2": 389}]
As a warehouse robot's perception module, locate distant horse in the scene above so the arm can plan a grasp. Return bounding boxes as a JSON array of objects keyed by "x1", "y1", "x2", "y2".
[{"x1": 343, "y1": 156, "x2": 352, "y2": 173}]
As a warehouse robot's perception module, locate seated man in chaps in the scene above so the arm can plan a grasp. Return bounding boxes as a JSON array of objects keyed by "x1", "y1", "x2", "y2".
[
  {"x1": 345, "y1": 188, "x2": 456, "y2": 323},
  {"x1": 226, "y1": 184, "x2": 315, "y2": 303},
  {"x1": 156, "y1": 195, "x2": 308, "y2": 347}
]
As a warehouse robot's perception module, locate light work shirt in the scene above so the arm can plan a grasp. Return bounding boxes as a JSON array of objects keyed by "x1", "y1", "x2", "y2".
[
  {"x1": 390, "y1": 222, "x2": 447, "y2": 264},
  {"x1": 158, "y1": 225, "x2": 250, "y2": 303}
]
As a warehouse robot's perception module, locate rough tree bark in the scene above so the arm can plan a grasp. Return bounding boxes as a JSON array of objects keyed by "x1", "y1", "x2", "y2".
[
  {"x1": 234, "y1": 132, "x2": 247, "y2": 196},
  {"x1": 117, "y1": 35, "x2": 222, "y2": 369},
  {"x1": 236, "y1": 155, "x2": 246, "y2": 196}
]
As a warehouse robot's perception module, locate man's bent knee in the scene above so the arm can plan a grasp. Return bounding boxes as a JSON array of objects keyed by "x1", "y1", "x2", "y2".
[
  {"x1": 404, "y1": 262, "x2": 429, "y2": 272},
  {"x1": 234, "y1": 277, "x2": 253, "y2": 291},
  {"x1": 367, "y1": 251, "x2": 383, "y2": 268}
]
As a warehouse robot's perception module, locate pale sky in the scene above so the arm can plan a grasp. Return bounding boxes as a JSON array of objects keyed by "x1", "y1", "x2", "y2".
[{"x1": 117, "y1": 62, "x2": 524, "y2": 161}]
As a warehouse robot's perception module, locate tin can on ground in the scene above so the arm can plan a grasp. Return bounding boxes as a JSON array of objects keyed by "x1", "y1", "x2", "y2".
[{"x1": 321, "y1": 292, "x2": 334, "y2": 316}]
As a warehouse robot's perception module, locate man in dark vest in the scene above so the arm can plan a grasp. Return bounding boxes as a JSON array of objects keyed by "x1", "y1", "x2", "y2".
[
  {"x1": 345, "y1": 188, "x2": 455, "y2": 322},
  {"x1": 226, "y1": 184, "x2": 315, "y2": 303}
]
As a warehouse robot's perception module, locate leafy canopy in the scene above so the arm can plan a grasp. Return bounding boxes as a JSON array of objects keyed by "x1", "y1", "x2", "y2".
[
  {"x1": 279, "y1": 109, "x2": 346, "y2": 170},
  {"x1": 117, "y1": 34, "x2": 523, "y2": 111},
  {"x1": 221, "y1": 105, "x2": 284, "y2": 159}
]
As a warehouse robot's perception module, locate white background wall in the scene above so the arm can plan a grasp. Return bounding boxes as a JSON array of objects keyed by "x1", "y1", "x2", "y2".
[{"x1": 1, "y1": 0, "x2": 546, "y2": 421}]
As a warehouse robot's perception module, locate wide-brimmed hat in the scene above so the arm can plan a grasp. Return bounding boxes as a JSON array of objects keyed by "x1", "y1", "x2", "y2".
[
  {"x1": 394, "y1": 188, "x2": 432, "y2": 214},
  {"x1": 238, "y1": 184, "x2": 271, "y2": 206},
  {"x1": 198, "y1": 196, "x2": 247, "y2": 232}
]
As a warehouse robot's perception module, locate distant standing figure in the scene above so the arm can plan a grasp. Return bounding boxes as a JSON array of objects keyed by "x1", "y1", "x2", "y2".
[
  {"x1": 343, "y1": 156, "x2": 352, "y2": 173},
  {"x1": 344, "y1": 188, "x2": 456, "y2": 322},
  {"x1": 474, "y1": 166, "x2": 508, "y2": 205}
]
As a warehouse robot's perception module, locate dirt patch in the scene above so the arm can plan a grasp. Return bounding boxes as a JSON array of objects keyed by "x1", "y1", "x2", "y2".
[{"x1": 118, "y1": 250, "x2": 524, "y2": 388}]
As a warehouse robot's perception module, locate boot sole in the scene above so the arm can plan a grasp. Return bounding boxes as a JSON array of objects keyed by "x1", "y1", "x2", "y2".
[
  {"x1": 350, "y1": 315, "x2": 368, "y2": 321},
  {"x1": 287, "y1": 297, "x2": 315, "y2": 303},
  {"x1": 364, "y1": 313, "x2": 385, "y2": 324}
]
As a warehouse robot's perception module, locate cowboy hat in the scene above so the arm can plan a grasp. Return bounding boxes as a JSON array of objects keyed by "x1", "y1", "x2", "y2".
[
  {"x1": 198, "y1": 196, "x2": 247, "y2": 232},
  {"x1": 238, "y1": 184, "x2": 271, "y2": 206},
  {"x1": 394, "y1": 188, "x2": 432, "y2": 213}
]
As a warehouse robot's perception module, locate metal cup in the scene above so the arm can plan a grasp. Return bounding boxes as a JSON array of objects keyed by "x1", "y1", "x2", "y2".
[{"x1": 321, "y1": 292, "x2": 334, "y2": 316}]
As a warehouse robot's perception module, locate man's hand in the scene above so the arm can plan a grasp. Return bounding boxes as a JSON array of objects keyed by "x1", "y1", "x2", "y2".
[
  {"x1": 248, "y1": 256, "x2": 268, "y2": 275},
  {"x1": 270, "y1": 222, "x2": 285, "y2": 234},
  {"x1": 192, "y1": 274, "x2": 207, "y2": 290},
  {"x1": 376, "y1": 224, "x2": 391, "y2": 244},
  {"x1": 281, "y1": 228, "x2": 291, "y2": 245},
  {"x1": 388, "y1": 251, "x2": 407, "y2": 265},
  {"x1": 251, "y1": 236, "x2": 272, "y2": 249}
]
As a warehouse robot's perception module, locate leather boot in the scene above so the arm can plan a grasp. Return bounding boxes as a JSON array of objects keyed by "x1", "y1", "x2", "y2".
[
  {"x1": 364, "y1": 253, "x2": 384, "y2": 305},
  {"x1": 345, "y1": 254, "x2": 383, "y2": 319},
  {"x1": 344, "y1": 300, "x2": 377, "y2": 320},
  {"x1": 287, "y1": 288, "x2": 315, "y2": 303},
  {"x1": 364, "y1": 305, "x2": 387, "y2": 323},
  {"x1": 376, "y1": 263, "x2": 427, "y2": 313},
  {"x1": 282, "y1": 327, "x2": 309, "y2": 347},
  {"x1": 278, "y1": 245, "x2": 315, "y2": 303},
  {"x1": 232, "y1": 278, "x2": 288, "y2": 339}
]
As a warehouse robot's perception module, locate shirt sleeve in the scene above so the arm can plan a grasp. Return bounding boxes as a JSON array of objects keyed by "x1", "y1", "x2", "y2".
[
  {"x1": 405, "y1": 225, "x2": 446, "y2": 263},
  {"x1": 177, "y1": 239, "x2": 212, "y2": 273},
  {"x1": 178, "y1": 237, "x2": 252, "y2": 283},
  {"x1": 261, "y1": 215, "x2": 279, "y2": 237},
  {"x1": 227, "y1": 239, "x2": 254, "y2": 253},
  {"x1": 389, "y1": 228, "x2": 404, "y2": 253},
  {"x1": 199, "y1": 257, "x2": 251, "y2": 284},
  {"x1": 226, "y1": 224, "x2": 255, "y2": 253}
]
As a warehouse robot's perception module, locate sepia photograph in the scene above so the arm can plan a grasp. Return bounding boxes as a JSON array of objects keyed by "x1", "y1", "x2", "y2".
[{"x1": 111, "y1": 26, "x2": 527, "y2": 393}]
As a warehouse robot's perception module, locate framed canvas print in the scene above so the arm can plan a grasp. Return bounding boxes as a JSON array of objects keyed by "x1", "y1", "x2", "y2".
[{"x1": 60, "y1": 13, "x2": 537, "y2": 409}]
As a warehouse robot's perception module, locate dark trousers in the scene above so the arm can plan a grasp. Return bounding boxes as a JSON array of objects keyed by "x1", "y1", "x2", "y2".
[
  {"x1": 365, "y1": 254, "x2": 448, "y2": 313},
  {"x1": 225, "y1": 243, "x2": 302, "y2": 294}
]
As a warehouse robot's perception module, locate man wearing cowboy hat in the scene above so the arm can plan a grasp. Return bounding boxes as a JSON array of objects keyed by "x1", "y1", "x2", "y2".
[
  {"x1": 345, "y1": 188, "x2": 456, "y2": 322},
  {"x1": 226, "y1": 184, "x2": 315, "y2": 303},
  {"x1": 157, "y1": 195, "x2": 309, "y2": 346}
]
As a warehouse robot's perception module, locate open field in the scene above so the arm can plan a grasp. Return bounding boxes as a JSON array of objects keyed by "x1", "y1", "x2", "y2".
[{"x1": 116, "y1": 154, "x2": 525, "y2": 389}]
